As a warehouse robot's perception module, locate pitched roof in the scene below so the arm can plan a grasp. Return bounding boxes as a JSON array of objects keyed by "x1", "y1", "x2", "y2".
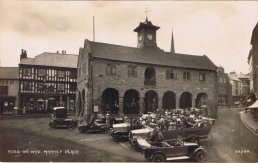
[
  {"x1": 0, "y1": 67, "x2": 19, "y2": 79},
  {"x1": 88, "y1": 41, "x2": 217, "y2": 71},
  {"x1": 19, "y1": 52, "x2": 78, "y2": 68},
  {"x1": 251, "y1": 22, "x2": 258, "y2": 45}
]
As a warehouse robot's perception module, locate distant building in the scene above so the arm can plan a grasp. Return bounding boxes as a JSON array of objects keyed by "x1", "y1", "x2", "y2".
[
  {"x1": 248, "y1": 22, "x2": 258, "y2": 98},
  {"x1": 19, "y1": 50, "x2": 78, "y2": 114},
  {"x1": 217, "y1": 66, "x2": 231, "y2": 107},
  {"x1": 0, "y1": 67, "x2": 19, "y2": 115},
  {"x1": 77, "y1": 18, "x2": 218, "y2": 121}
]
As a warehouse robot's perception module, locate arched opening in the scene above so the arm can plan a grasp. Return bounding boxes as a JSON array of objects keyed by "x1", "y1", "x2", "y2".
[
  {"x1": 101, "y1": 88, "x2": 119, "y2": 114},
  {"x1": 81, "y1": 89, "x2": 85, "y2": 116},
  {"x1": 144, "y1": 90, "x2": 158, "y2": 113},
  {"x1": 144, "y1": 67, "x2": 156, "y2": 85},
  {"x1": 195, "y1": 93, "x2": 208, "y2": 108},
  {"x1": 123, "y1": 89, "x2": 140, "y2": 114},
  {"x1": 162, "y1": 91, "x2": 176, "y2": 110},
  {"x1": 179, "y1": 92, "x2": 192, "y2": 109}
]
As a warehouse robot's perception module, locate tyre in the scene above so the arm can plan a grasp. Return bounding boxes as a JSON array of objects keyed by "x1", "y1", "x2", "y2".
[
  {"x1": 194, "y1": 150, "x2": 206, "y2": 162},
  {"x1": 67, "y1": 123, "x2": 74, "y2": 129},
  {"x1": 152, "y1": 153, "x2": 166, "y2": 162},
  {"x1": 101, "y1": 127, "x2": 108, "y2": 134},
  {"x1": 78, "y1": 127, "x2": 84, "y2": 133},
  {"x1": 134, "y1": 144, "x2": 142, "y2": 152}
]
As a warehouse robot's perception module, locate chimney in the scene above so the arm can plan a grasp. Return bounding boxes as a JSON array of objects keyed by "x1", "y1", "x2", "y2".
[{"x1": 20, "y1": 49, "x2": 27, "y2": 60}]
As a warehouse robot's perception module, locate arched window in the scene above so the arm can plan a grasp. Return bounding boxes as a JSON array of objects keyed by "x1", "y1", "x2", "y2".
[{"x1": 144, "y1": 67, "x2": 156, "y2": 86}]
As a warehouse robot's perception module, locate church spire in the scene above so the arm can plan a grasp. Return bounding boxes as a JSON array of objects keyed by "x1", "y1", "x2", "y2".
[{"x1": 170, "y1": 29, "x2": 175, "y2": 53}]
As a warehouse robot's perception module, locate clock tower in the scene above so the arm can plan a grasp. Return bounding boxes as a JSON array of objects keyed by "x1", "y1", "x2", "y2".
[{"x1": 134, "y1": 18, "x2": 160, "y2": 49}]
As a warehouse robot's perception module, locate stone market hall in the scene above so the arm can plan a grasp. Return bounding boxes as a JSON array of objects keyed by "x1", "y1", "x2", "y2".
[{"x1": 76, "y1": 18, "x2": 218, "y2": 120}]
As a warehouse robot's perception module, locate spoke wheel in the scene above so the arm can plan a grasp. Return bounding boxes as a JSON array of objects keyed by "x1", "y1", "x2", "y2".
[
  {"x1": 67, "y1": 123, "x2": 74, "y2": 129},
  {"x1": 194, "y1": 150, "x2": 206, "y2": 162},
  {"x1": 152, "y1": 153, "x2": 165, "y2": 162}
]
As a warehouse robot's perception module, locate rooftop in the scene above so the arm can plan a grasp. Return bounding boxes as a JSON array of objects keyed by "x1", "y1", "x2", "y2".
[
  {"x1": 20, "y1": 52, "x2": 78, "y2": 68},
  {"x1": 0, "y1": 67, "x2": 19, "y2": 79},
  {"x1": 88, "y1": 40, "x2": 217, "y2": 71}
]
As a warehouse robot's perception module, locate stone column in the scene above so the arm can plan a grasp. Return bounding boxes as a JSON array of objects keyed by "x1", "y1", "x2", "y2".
[
  {"x1": 158, "y1": 96, "x2": 163, "y2": 109},
  {"x1": 118, "y1": 97, "x2": 123, "y2": 115},
  {"x1": 176, "y1": 93, "x2": 180, "y2": 108},
  {"x1": 139, "y1": 97, "x2": 144, "y2": 114}
]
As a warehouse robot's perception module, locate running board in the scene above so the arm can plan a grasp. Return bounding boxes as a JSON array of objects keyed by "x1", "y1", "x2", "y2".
[{"x1": 167, "y1": 156, "x2": 190, "y2": 161}]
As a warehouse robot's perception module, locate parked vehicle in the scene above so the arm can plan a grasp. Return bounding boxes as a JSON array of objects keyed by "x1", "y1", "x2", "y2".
[
  {"x1": 110, "y1": 120, "x2": 143, "y2": 141},
  {"x1": 48, "y1": 107, "x2": 77, "y2": 129},
  {"x1": 129, "y1": 122, "x2": 212, "y2": 149},
  {"x1": 138, "y1": 138, "x2": 206, "y2": 162},
  {"x1": 78, "y1": 119, "x2": 108, "y2": 133}
]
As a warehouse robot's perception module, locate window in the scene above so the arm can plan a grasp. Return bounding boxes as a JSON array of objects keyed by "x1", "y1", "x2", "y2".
[
  {"x1": 57, "y1": 70, "x2": 65, "y2": 78},
  {"x1": 219, "y1": 77, "x2": 223, "y2": 83},
  {"x1": 38, "y1": 83, "x2": 45, "y2": 91},
  {"x1": 38, "y1": 69, "x2": 46, "y2": 77},
  {"x1": 22, "y1": 82, "x2": 32, "y2": 90},
  {"x1": 22, "y1": 68, "x2": 31, "y2": 76},
  {"x1": 183, "y1": 72, "x2": 190, "y2": 80},
  {"x1": 199, "y1": 73, "x2": 206, "y2": 81},
  {"x1": 107, "y1": 64, "x2": 116, "y2": 76},
  {"x1": 58, "y1": 84, "x2": 65, "y2": 91},
  {"x1": 70, "y1": 83, "x2": 77, "y2": 92},
  {"x1": 166, "y1": 70, "x2": 177, "y2": 80},
  {"x1": 128, "y1": 66, "x2": 137, "y2": 77},
  {"x1": 0, "y1": 86, "x2": 8, "y2": 95},
  {"x1": 70, "y1": 71, "x2": 77, "y2": 79}
]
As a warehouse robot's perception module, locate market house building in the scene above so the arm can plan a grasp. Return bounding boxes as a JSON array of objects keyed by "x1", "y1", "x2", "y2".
[
  {"x1": 77, "y1": 18, "x2": 218, "y2": 121},
  {"x1": 0, "y1": 67, "x2": 19, "y2": 115},
  {"x1": 19, "y1": 50, "x2": 78, "y2": 114}
]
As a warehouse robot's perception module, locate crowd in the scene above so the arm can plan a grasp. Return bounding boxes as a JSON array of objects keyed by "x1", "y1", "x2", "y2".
[{"x1": 137, "y1": 107, "x2": 212, "y2": 131}]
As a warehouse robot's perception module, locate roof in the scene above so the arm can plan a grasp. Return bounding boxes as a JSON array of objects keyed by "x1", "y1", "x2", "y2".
[
  {"x1": 228, "y1": 73, "x2": 240, "y2": 81},
  {"x1": 251, "y1": 22, "x2": 258, "y2": 45},
  {"x1": 20, "y1": 52, "x2": 78, "y2": 68},
  {"x1": 134, "y1": 18, "x2": 160, "y2": 32},
  {"x1": 246, "y1": 100, "x2": 258, "y2": 109},
  {"x1": 0, "y1": 67, "x2": 19, "y2": 79},
  {"x1": 88, "y1": 41, "x2": 217, "y2": 71}
]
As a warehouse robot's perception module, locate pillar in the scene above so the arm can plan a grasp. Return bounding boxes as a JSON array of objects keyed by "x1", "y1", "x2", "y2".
[
  {"x1": 139, "y1": 97, "x2": 144, "y2": 114},
  {"x1": 118, "y1": 97, "x2": 123, "y2": 115}
]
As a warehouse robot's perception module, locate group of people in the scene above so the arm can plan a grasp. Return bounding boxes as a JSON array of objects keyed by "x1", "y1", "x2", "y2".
[{"x1": 139, "y1": 107, "x2": 211, "y2": 131}]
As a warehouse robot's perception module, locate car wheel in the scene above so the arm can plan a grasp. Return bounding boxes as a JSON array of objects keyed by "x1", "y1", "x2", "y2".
[
  {"x1": 67, "y1": 123, "x2": 74, "y2": 129},
  {"x1": 152, "y1": 153, "x2": 166, "y2": 162},
  {"x1": 78, "y1": 127, "x2": 84, "y2": 133},
  {"x1": 194, "y1": 150, "x2": 206, "y2": 162},
  {"x1": 134, "y1": 144, "x2": 142, "y2": 152},
  {"x1": 101, "y1": 127, "x2": 108, "y2": 134}
]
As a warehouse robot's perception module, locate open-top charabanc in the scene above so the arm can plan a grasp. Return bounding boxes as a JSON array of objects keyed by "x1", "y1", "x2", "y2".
[
  {"x1": 48, "y1": 107, "x2": 77, "y2": 129},
  {"x1": 138, "y1": 138, "x2": 206, "y2": 162}
]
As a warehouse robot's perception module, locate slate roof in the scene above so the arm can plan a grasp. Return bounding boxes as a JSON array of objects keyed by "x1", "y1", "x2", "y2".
[
  {"x1": 19, "y1": 52, "x2": 78, "y2": 68},
  {"x1": 0, "y1": 67, "x2": 19, "y2": 79},
  {"x1": 251, "y1": 22, "x2": 258, "y2": 45},
  {"x1": 88, "y1": 41, "x2": 217, "y2": 71}
]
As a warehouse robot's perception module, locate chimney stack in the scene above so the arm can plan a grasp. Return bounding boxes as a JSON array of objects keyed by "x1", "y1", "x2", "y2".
[{"x1": 20, "y1": 49, "x2": 27, "y2": 60}]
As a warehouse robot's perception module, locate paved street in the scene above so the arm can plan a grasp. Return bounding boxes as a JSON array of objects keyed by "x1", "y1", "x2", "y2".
[{"x1": 1, "y1": 108, "x2": 258, "y2": 162}]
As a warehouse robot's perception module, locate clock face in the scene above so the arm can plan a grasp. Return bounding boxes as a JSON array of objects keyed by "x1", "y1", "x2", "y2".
[
  {"x1": 138, "y1": 35, "x2": 143, "y2": 41},
  {"x1": 147, "y1": 34, "x2": 153, "y2": 40}
]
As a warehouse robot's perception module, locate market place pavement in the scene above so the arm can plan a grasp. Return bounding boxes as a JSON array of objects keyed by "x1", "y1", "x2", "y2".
[{"x1": 1, "y1": 108, "x2": 258, "y2": 162}]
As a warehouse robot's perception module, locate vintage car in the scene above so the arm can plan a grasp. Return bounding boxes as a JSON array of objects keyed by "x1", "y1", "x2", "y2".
[
  {"x1": 138, "y1": 138, "x2": 206, "y2": 162},
  {"x1": 78, "y1": 119, "x2": 108, "y2": 133},
  {"x1": 110, "y1": 121, "x2": 143, "y2": 141},
  {"x1": 48, "y1": 107, "x2": 77, "y2": 129},
  {"x1": 129, "y1": 119, "x2": 213, "y2": 149}
]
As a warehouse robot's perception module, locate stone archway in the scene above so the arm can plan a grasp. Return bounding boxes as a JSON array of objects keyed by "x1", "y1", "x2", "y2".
[
  {"x1": 144, "y1": 90, "x2": 158, "y2": 113},
  {"x1": 101, "y1": 88, "x2": 119, "y2": 114},
  {"x1": 123, "y1": 89, "x2": 140, "y2": 114},
  {"x1": 195, "y1": 93, "x2": 208, "y2": 108},
  {"x1": 179, "y1": 92, "x2": 192, "y2": 109},
  {"x1": 162, "y1": 91, "x2": 176, "y2": 110}
]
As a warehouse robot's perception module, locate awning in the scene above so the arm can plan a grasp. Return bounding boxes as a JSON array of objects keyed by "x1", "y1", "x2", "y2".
[{"x1": 246, "y1": 100, "x2": 258, "y2": 109}]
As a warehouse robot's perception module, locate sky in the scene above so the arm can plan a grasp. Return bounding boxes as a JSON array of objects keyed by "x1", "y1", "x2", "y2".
[{"x1": 0, "y1": 1, "x2": 257, "y2": 74}]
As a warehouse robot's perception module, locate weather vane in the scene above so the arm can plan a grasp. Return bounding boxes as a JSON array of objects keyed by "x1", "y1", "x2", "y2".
[{"x1": 145, "y1": 8, "x2": 151, "y2": 19}]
